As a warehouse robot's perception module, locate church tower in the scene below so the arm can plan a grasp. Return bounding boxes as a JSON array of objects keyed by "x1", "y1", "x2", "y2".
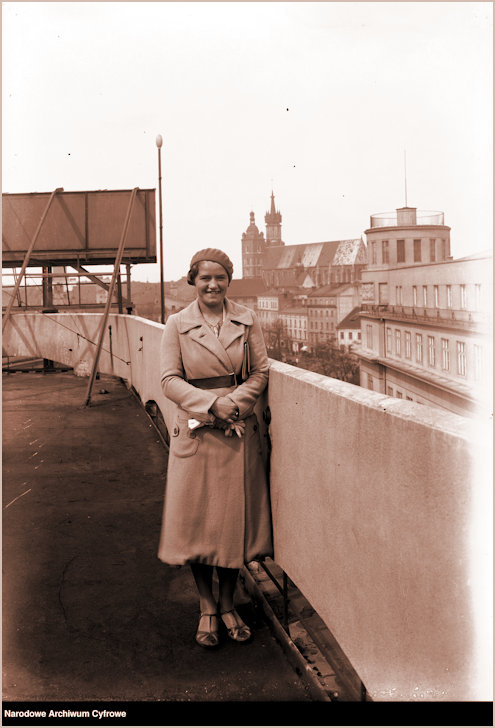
[
  {"x1": 265, "y1": 191, "x2": 284, "y2": 247},
  {"x1": 241, "y1": 211, "x2": 265, "y2": 278}
]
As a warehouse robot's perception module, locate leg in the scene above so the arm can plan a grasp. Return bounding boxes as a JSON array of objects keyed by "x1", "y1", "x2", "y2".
[
  {"x1": 190, "y1": 563, "x2": 216, "y2": 614},
  {"x1": 190, "y1": 564, "x2": 219, "y2": 648},
  {"x1": 216, "y1": 566, "x2": 239, "y2": 613},
  {"x1": 217, "y1": 566, "x2": 251, "y2": 643}
]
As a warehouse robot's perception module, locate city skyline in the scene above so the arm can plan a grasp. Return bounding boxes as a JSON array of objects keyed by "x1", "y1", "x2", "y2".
[{"x1": 3, "y1": 2, "x2": 492, "y2": 282}]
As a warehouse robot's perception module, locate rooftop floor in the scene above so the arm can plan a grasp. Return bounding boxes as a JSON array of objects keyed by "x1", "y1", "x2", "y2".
[{"x1": 2, "y1": 370, "x2": 331, "y2": 721}]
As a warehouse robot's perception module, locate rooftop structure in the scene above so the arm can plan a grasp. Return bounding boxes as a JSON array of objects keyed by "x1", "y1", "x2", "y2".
[{"x1": 357, "y1": 206, "x2": 491, "y2": 416}]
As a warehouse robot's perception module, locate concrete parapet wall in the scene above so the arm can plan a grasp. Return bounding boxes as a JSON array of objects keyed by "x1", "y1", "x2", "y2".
[
  {"x1": 265, "y1": 360, "x2": 491, "y2": 701},
  {"x1": 3, "y1": 313, "x2": 491, "y2": 701},
  {"x1": 2, "y1": 312, "x2": 176, "y2": 425}
]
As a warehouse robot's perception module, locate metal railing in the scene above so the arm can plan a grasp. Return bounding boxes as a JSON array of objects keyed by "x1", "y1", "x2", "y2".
[
  {"x1": 361, "y1": 302, "x2": 487, "y2": 325},
  {"x1": 369, "y1": 210, "x2": 445, "y2": 228}
]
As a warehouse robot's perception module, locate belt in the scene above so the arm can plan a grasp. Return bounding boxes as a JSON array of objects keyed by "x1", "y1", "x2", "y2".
[{"x1": 188, "y1": 373, "x2": 243, "y2": 389}]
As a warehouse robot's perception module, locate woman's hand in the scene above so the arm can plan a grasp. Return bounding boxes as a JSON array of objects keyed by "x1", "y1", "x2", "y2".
[{"x1": 210, "y1": 397, "x2": 239, "y2": 424}]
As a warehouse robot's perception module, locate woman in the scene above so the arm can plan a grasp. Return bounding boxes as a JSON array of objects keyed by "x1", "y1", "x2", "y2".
[{"x1": 158, "y1": 248, "x2": 273, "y2": 648}]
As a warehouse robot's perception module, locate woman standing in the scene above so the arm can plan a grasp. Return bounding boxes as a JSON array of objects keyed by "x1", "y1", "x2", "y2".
[{"x1": 158, "y1": 248, "x2": 273, "y2": 648}]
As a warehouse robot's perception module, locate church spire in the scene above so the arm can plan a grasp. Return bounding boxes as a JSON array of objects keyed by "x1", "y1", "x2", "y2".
[
  {"x1": 270, "y1": 191, "x2": 276, "y2": 215},
  {"x1": 265, "y1": 191, "x2": 283, "y2": 247}
]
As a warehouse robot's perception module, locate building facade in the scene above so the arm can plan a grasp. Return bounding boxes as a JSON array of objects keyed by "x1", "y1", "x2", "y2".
[
  {"x1": 356, "y1": 206, "x2": 492, "y2": 416},
  {"x1": 336, "y1": 306, "x2": 362, "y2": 349},
  {"x1": 279, "y1": 306, "x2": 308, "y2": 353},
  {"x1": 306, "y1": 288, "x2": 337, "y2": 348}
]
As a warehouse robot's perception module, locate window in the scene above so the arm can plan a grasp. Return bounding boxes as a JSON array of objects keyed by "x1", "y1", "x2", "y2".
[
  {"x1": 416, "y1": 334, "x2": 423, "y2": 363},
  {"x1": 366, "y1": 324, "x2": 373, "y2": 349},
  {"x1": 340, "y1": 331, "x2": 345, "y2": 340},
  {"x1": 406, "y1": 396, "x2": 413, "y2": 401},
  {"x1": 456, "y1": 341, "x2": 466, "y2": 376},
  {"x1": 395, "y1": 329, "x2": 401, "y2": 356},
  {"x1": 396, "y1": 391, "x2": 403, "y2": 399},
  {"x1": 379, "y1": 282, "x2": 388, "y2": 304},
  {"x1": 434, "y1": 285, "x2": 439, "y2": 307},
  {"x1": 371, "y1": 241, "x2": 377, "y2": 265},
  {"x1": 396, "y1": 286, "x2": 402, "y2": 305},
  {"x1": 428, "y1": 336, "x2": 436, "y2": 367},
  {"x1": 357, "y1": 331, "x2": 361, "y2": 341},
  {"x1": 430, "y1": 239, "x2": 436, "y2": 262},
  {"x1": 405, "y1": 331, "x2": 411, "y2": 359},
  {"x1": 386, "y1": 327, "x2": 393, "y2": 355},
  {"x1": 423, "y1": 285, "x2": 428, "y2": 307},
  {"x1": 460, "y1": 284, "x2": 467, "y2": 310},
  {"x1": 474, "y1": 344, "x2": 483, "y2": 381},
  {"x1": 475, "y1": 284, "x2": 481, "y2": 310},
  {"x1": 382, "y1": 240, "x2": 389, "y2": 264},
  {"x1": 412, "y1": 286, "x2": 418, "y2": 306},
  {"x1": 441, "y1": 338, "x2": 450, "y2": 371},
  {"x1": 387, "y1": 386, "x2": 394, "y2": 396},
  {"x1": 446, "y1": 285, "x2": 452, "y2": 309},
  {"x1": 441, "y1": 239, "x2": 447, "y2": 259},
  {"x1": 414, "y1": 239, "x2": 422, "y2": 262},
  {"x1": 397, "y1": 239, "x2": 405, "y2": 263},
  {"x1": 367, "y1": 374, "x2": 373, "y2": 391}
]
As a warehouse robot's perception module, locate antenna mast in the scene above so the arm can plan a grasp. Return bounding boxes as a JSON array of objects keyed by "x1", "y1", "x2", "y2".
[{"x1": 404, "y1": 149, "x2": 408, "y2": 207}]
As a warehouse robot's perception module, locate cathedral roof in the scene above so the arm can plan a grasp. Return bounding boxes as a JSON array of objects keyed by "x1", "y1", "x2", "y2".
[
  {"x1": 307, "y1": 283, "x2": 354, "y2": 297},
  {"x1": 261, "y1": 238, "x2": 364, "y2": 270},
  {"x1": 332, "y1": 239, "x2": 366, "y2": 265}
]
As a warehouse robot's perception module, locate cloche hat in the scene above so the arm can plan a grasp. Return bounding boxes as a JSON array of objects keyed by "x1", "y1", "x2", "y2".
[{"x1": 187, "y1": 248, "x2": 234, "y2": 283}]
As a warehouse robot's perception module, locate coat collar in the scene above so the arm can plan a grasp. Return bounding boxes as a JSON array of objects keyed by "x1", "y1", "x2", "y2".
[
  {"x1": 177, "y1": 298, "x2": 253, "y2": 334},
  {"x1": 176, "y1": 298, "x2": 253, "y2": 372}
]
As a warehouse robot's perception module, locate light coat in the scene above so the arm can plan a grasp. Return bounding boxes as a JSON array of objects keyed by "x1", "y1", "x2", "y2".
[{"x1": 157, "y1": 297, "x2": 273, "y2": 568}]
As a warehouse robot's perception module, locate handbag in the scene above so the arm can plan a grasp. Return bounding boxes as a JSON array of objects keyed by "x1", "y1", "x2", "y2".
[{"x1": 241, "y1": 328, "x2": 251, "y2": 382}]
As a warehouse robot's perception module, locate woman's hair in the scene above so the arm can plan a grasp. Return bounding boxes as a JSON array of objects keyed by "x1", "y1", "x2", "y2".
[
  {"x1": 186, "y1": 260, "x2": 232, "y2": 286},
  {"x1": 186, "y1": 262, "x2": 201, "y2": 286}
]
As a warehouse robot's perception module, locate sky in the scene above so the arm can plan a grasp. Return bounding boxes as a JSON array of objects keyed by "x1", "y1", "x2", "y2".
[{"x1": 2, "y1": 1, "x2": 493, "y2": 283}]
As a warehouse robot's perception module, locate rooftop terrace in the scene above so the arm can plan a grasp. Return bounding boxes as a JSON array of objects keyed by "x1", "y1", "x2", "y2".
[{"x1": 2, "y1": 311, "x2": 492, "y2": 717}]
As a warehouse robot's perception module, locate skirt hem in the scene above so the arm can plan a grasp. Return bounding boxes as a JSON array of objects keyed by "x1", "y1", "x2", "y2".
[{"x1": 157, "y1": 551, "x2": 274, "y2": 569}]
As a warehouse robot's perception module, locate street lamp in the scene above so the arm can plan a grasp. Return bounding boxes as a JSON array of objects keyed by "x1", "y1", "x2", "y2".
[{"x1": 156, "y1": 134, "x2": 165, "y2": 324}]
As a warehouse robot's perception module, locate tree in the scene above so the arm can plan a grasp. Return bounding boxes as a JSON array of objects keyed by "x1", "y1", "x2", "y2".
[
  {"x1": 265, "y1": 318, "x2": 288, "y2": 361},
  {"x1": 300, "y1": 337, "x2": 359, "y2": 384}
]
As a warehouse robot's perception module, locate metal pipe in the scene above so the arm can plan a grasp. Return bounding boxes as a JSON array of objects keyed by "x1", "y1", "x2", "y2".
[
  {"x1": 2, "y1": 187, "x2": 63, "y2": 331},
  {"x1": 84, "y1": 187, "x2": 138, "y2": 406},
  {"x1": 156, "y1": 135, "x2": 165, "y2": 324}
]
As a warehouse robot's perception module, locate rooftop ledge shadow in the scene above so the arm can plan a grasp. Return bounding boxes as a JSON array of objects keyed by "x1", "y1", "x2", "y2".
[{"x1": 3, "y1": 311, "x2": 492, "y2": 702}]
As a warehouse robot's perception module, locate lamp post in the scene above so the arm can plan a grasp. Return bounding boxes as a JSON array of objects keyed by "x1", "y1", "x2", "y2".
[{"x1": 156, "y1": 134, "x2": 165, "y2": 324}]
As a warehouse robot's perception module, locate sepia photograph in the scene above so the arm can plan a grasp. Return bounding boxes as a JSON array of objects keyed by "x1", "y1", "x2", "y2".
[{"x1": 2, "y1": 2, "x2": 493, "y2": 725}]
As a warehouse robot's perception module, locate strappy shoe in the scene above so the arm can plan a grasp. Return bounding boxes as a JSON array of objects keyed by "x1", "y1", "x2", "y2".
[
  {"x1": 195, "y1": 612, "x2": 220, "y2": 648},
  {"x1": 220, "y1": 609, "x2": 252, "y2": 643}
]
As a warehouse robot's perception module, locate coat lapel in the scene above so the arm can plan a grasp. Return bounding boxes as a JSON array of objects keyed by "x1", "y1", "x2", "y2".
[
  {"x1": 177, "y1": 299, "x2": 236, "y2": 372},
  {"x1": 219, "y1": 298, "x2": 253, "y2": 350}
]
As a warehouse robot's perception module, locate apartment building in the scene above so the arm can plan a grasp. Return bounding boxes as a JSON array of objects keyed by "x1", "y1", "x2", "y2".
[
  {"x1": 279, "y1": 306, "x2": 308, "y2": 353},
  {"x1": 336, "y1": 306, "x2": 361, "y2": 349},
  {"x1": 356, "y1": 206, "x2": 492, "y2": 416}
]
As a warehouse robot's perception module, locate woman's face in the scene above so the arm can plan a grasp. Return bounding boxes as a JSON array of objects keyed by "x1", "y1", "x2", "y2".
[{"x1": 194, "y1": 260, "x2": 229, "y2": 308}]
